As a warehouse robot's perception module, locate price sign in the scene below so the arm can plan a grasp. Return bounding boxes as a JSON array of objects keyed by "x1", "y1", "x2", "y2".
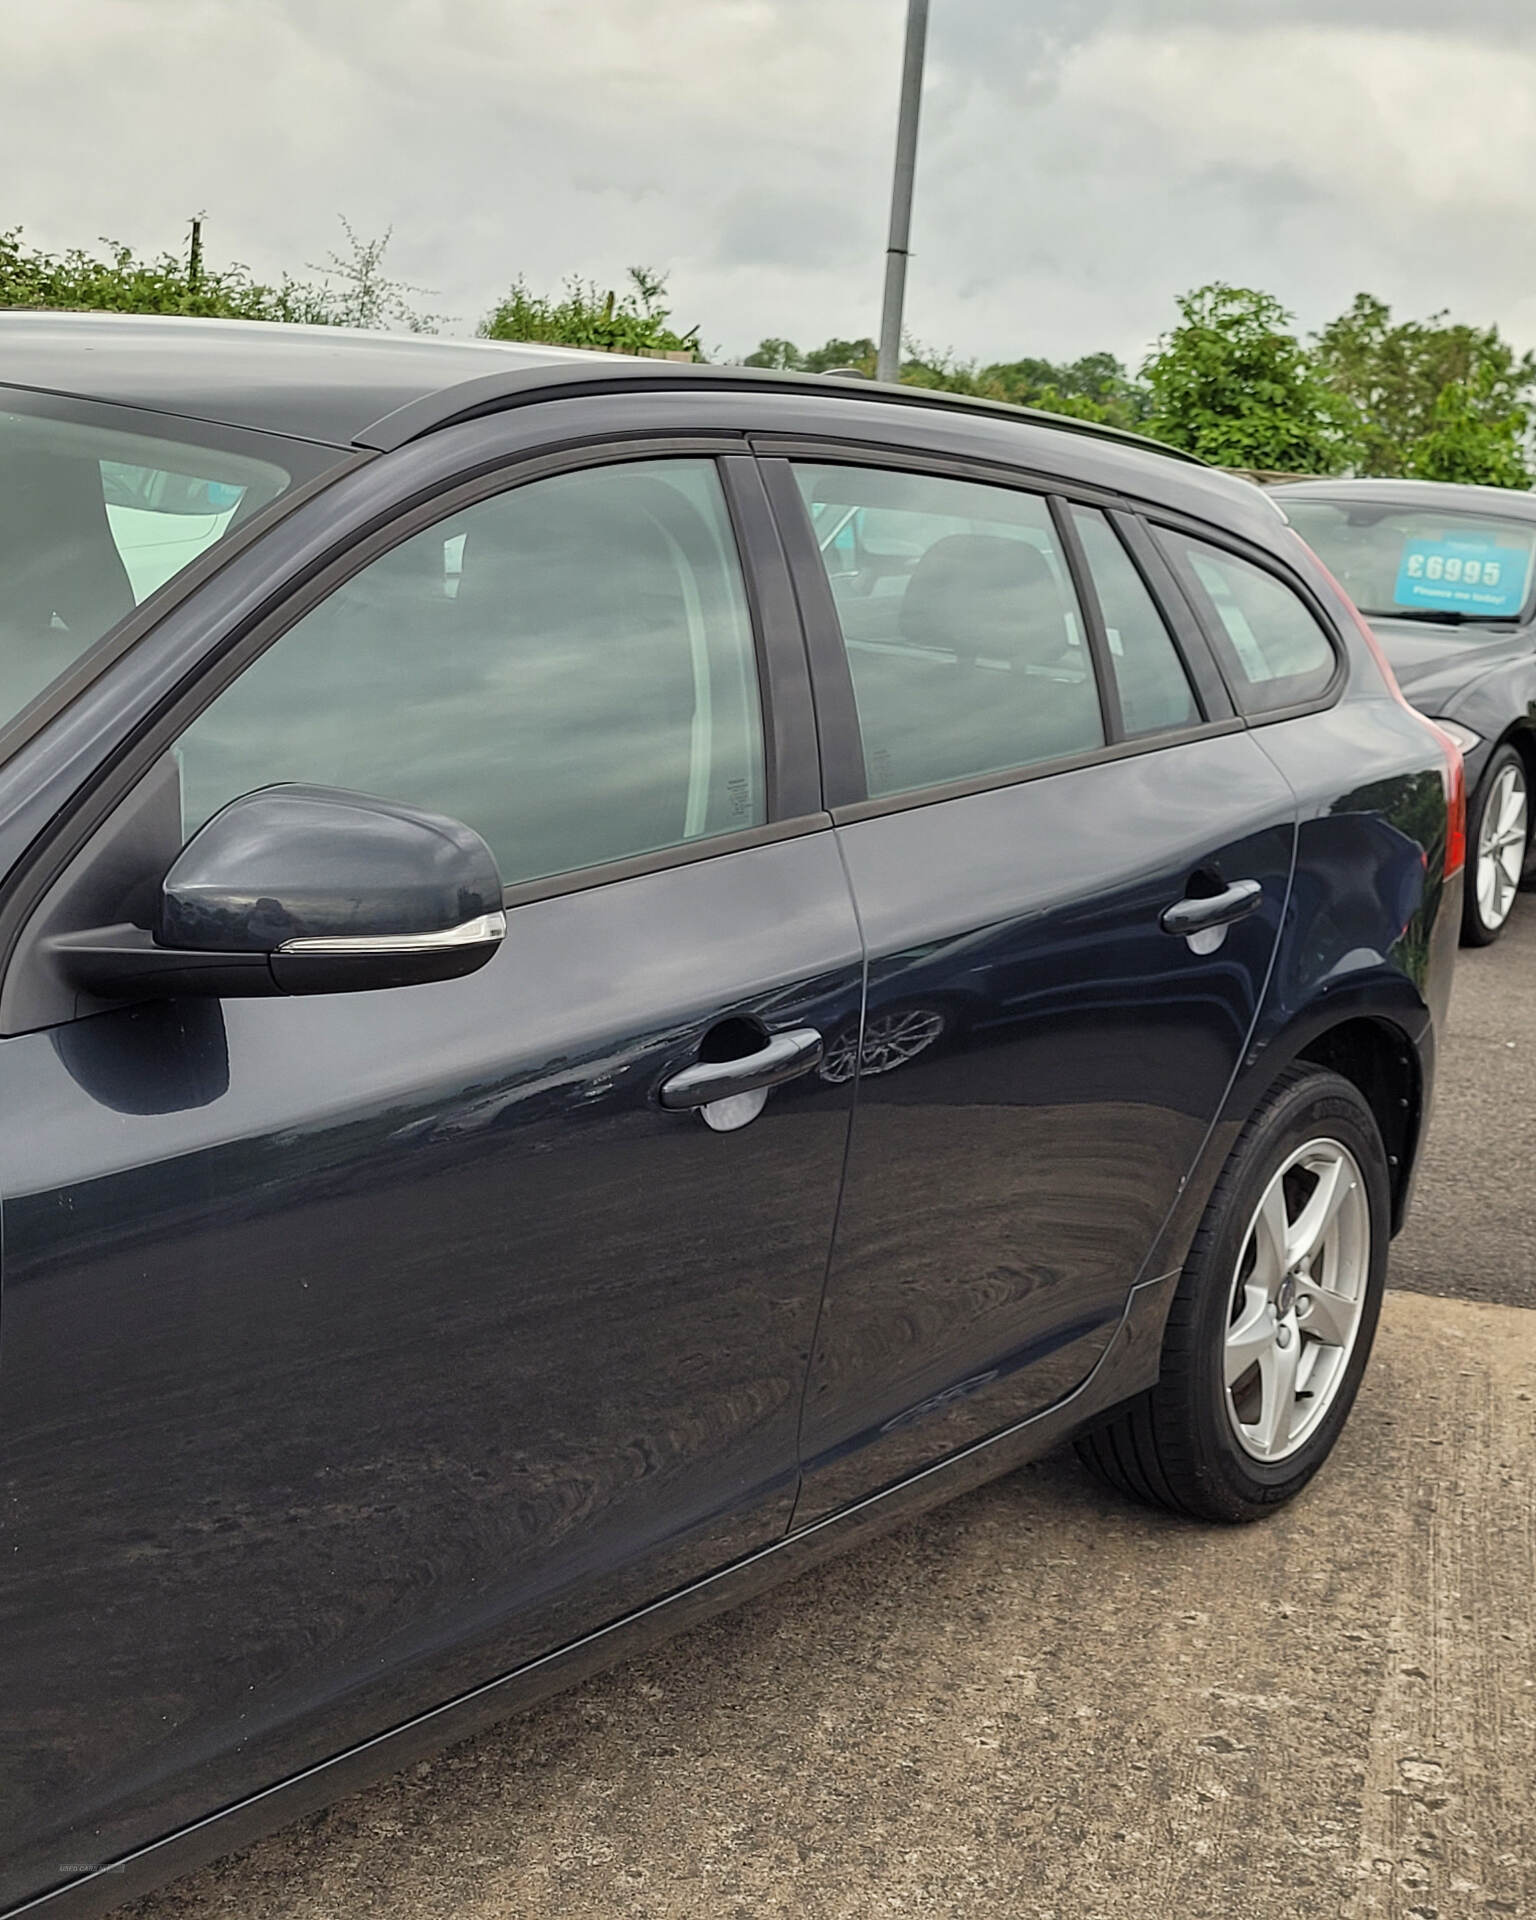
[{"x1": 1393, "y1": 533, "x2": 1532, "y2": 616}]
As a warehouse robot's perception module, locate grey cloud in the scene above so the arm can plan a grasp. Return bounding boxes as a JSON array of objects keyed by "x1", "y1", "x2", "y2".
[
  {"x1": 3, "y1": 0, "x2": 1536, "y2": 372},
  {"x1": 711, "y1": 189, "x2": 865, "y2": 271}
]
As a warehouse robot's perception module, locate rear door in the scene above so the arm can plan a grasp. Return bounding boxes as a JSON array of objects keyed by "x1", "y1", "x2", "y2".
[
  {"x1": 765, "y1": 455, "x2": 1301, "y2": 1519},
  {"x1": 0, "y1": 447, "x2": 861, "y2": 1906}
]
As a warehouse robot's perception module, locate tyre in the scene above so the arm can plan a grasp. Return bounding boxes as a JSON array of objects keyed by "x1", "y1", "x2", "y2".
[
  {"x1": 1463, "y1": 742, "x2": 1529, "y2": 946},
  {"x1": 1076, "y1": 1065, "x2": 1389, "y2": 1523}
]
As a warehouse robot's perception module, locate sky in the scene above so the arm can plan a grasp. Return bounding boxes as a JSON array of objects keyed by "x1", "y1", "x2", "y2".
[{"x1": 5, "y1": 0, "x2": 1536, "y2": 371}]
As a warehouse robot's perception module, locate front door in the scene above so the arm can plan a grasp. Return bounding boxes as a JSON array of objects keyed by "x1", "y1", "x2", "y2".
[
  {"x1": 0, "y1": 454, "x2": 861, "y2": 1905},
  {"x1": 772, "y1": 459, "x2": 1296, "y2": 1518}
]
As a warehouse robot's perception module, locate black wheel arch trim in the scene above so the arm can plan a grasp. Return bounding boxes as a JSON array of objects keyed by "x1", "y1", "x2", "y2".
[{"x1": 1150, "y1": 990, "x2": 1433, "y2": 1290}]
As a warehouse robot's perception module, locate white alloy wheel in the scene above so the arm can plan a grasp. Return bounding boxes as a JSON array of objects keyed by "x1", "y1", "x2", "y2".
[
  {"x1": 1475, "y1": 756, "x2": 1527, "y2": 934},
  {"x1": 1223, "y1": 1138, "x2": 1371, "y2": 1463}
]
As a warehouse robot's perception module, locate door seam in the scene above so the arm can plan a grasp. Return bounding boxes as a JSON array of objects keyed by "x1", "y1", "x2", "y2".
[{"x1": 783, "y1": 823, "x2": 867, "y2": 1535}]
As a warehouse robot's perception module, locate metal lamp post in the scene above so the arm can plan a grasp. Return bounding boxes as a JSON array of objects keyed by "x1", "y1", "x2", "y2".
[{"x1": 876, "y1": 0, "x2": 930, "y2": 384}]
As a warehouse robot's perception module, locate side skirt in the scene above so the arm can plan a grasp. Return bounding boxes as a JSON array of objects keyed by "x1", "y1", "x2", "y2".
[{"x1": 10, "y1": 1269, "x2": 1178, "y2": 1920}]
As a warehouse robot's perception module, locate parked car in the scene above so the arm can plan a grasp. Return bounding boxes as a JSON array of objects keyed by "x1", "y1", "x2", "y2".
[
  {"x1": 1273, "y1": 477, "x2": 1536, "y2": 944},
  {"x1": 0, "y1": 314, "x2": 1461, "y2": 1919}
]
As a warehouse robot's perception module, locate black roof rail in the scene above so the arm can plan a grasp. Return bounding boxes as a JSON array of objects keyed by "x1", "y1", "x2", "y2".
[{"x1": 354, "y1": 359, "x2": 1206, "y2": 466}]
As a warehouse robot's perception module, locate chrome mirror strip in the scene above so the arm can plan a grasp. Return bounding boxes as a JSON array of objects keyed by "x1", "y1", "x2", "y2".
[{"x1": 277, "y1": 910, "x2": 506, "y2": 957}]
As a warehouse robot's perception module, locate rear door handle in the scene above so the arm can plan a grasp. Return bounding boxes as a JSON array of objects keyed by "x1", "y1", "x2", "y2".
[
  {"x1": 1160, "y1": 879, "x2": 1263, "y2": 937},
  {"x1": 659, "y1": 1027, "x2": 825, "y2": 1110}
]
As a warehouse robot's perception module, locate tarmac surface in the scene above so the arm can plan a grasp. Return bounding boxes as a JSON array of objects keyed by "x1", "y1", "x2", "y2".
[{"x1": 131, "y1": 904, "x2": 1536, "y2": 1920}]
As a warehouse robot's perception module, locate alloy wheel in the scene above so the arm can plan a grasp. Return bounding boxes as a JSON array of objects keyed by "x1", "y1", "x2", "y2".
[
  {"x1": 1223, "y1": 1138, "x2": 1371, "y2": 1463},
  {"x1": 1476, "y1": 759, "x2": 1528, "y2": 933}
]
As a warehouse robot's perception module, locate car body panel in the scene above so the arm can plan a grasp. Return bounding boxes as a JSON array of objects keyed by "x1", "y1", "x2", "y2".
[
  {"x1": 0, "y1": 832, "x2": 862, "y2": 1909},
  {"x1": 0, "y1": 1268, "x2": 1181, "y2": 1920},
  {"x1": 795, "y1": 734, "x2": 1296, "y2": 1518}
]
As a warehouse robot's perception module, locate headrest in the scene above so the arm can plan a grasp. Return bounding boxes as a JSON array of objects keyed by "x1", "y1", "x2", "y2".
[
  {"x1": 898, "y1": 532, "x2": 1068, "y2": 663},
  {"x1": 0, "y1": 449, "x2": 135, "y2": 641}
]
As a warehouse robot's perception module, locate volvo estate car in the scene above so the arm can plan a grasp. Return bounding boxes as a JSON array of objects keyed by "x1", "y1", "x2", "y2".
[
  {"x1": 1274, "y1": 477, "x2": 1536, "y2": 944},
  {"x1": 0, "y1": 314, "x2": 1461, "y2": 1917}
]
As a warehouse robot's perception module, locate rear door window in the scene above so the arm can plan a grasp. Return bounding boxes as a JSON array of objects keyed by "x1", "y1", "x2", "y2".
[
  {"x1": 793, "y1": 464, "x2": 1105, "y2": 799},
  {"x1": 1069, "y1": 507, "x2": 1200, "y2": 737},
  {"x1": 1159, "y1": 531, "x2": 1338, "y2": 716}
]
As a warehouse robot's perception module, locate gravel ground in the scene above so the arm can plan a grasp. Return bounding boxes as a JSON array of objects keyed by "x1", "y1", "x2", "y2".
[{"x1": 129, "y1": 897, "x2": 1536, "y2": 1920}]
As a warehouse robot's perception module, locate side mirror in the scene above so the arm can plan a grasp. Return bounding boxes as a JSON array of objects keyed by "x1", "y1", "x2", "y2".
[{"x1": 57, "y1": 785, "x2": 506, "y2": 1000}]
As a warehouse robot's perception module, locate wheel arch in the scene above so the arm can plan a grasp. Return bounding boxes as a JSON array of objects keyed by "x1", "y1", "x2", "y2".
[
  {"x1": 1470, "y1": 720, "x2": 1536, "y2": 805},
  {"x1": 1500, "y1": 720, "x2": 1536, "y2": 788},
  {"x1": 1292, "y1": 1014, "x2": 1422, "y2": 1236},
  {"x1": 1162, "y1": 997, "x2": 1429, "y2": 1286}
]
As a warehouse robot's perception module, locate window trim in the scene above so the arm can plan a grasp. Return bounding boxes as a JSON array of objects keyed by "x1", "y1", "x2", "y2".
[
  {"x1": 1107, "y1": 509, "x2": 1235, "y2": 723},
  {"x1": 1050, "y1": 496, "x2": 1124, "y2": 742},
  {"x1": 0, "y1": 436, "x2": 828, "y2": 993},
  {"x1": 1070, "y1": 504, "x2": 1215, "y2": 734},
  {"x1": 763, "y1": 441, "x2": 1245, "y2": 818},
  {"x1": 827, "y1": 715, "x2": 1249, "y2": 827},
  {"x1": 757, "y1": 456, "x2": 867, "y2": 809},
  {"x1": 1145, "y1": 513, "x2": 1347, "y2": 724}
]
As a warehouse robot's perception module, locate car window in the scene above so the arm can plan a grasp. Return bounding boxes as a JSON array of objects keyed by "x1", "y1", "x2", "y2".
[
  {"x1": 174, "y1": 458, "x2": 766, "y2": 888},
  {"x1": 1070, "y1": 507, "x2": 1200, "y2": 737},
  {"x1": 99, "y1": 462, "x2": 252, "y2": 604},
  {"x1": 1161, "y1": 531, "x2": 1337, "y2": 715},
  {"x1": 1283, "y1": 498, "x2": 1536, "y2": 624},
  {"x1": 0, "y1": 406, "x2": 290, "y2": 727},
  {"x1": 794, "y1": 464, "x2": 1104, "y2": 799}
]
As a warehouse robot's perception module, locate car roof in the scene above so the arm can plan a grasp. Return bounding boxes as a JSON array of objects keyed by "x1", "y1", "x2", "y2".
[
  {"x1": 0, "y1": 313, "x2": 1302, "y2": 553},
  {"x1": 1270, "y1": 475, "x2": 1536, "y2": 521},
  {"x1": 0, "y1": 309, "x2": 1201, "y2": 468},
  {"x1": 0, "y1": 311, "x2": 628, "y2": 448}
]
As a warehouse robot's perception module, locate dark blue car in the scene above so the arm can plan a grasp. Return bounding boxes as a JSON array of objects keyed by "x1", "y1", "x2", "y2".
[{"x1": 0, "y1": 315, "x2": 1460, "y2": 1918}]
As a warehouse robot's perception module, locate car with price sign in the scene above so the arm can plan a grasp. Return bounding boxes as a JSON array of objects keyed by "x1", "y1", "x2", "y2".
[{"x1": 1274, "y1": 477, "x2": 1536, "y2": 945}]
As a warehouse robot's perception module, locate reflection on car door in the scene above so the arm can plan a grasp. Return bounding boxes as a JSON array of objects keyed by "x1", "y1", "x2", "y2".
[
  {"x1": 0, "y1": 456, "x2": 860, "y2": 1906},
  {"x1": 773, "y1": 460, "x2": 1297, "y2": 1521}
]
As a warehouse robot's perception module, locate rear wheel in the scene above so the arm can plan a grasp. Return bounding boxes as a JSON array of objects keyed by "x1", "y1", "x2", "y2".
[
  {"x1": 1463, "y1": 742, "x2": 1528, "y2": 946},
  {"x1": 1076, "y1": 1066, "x2": 1389, "y2": 1522}
]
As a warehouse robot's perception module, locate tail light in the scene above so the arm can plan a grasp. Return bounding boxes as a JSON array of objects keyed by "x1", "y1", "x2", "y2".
[
  {"x1": 1431, "y1": 725, "x2": 1468, "y2": 879},
  {"x1": 1305, "y1": 544, "x2": 1467, "y2": 881}
]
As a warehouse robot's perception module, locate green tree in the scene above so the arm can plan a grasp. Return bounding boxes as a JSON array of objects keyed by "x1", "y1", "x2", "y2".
[
  {"x1": 742, "y1": 336, "x2": 878, "y2": 375},
  {"x1": 1142, "y1": 283, "x2": 1349, "y2": 472},
  {"x1": 738, "y1": 336, "x2": 1147, "y2": 427},
  {"x1": 976, "y1": 350, "x2": 1149, "y2": 430},
  {"x1": 742, "y1": 336, "x2": 804, "y2": 369},
  {"x1": 801, "y1": 336, "x2": 877, "y2": 375},
  {"x1": 0, "y1": 216, "x2": 438, "y2": 330},
  {"x1": 1405, "y1": 362, "x2": 1533, "y2": 488},
  {"x1": 1313, "y1": 292, "x2": 1535, "y2": 481},
  {"x1": 480, "y1": 266, "x2": 698, "y2": 356},
  {"x1": 895, "y1": 342, "x2": 989, "y2": 394},
  {"x1": 304, "y1": 218, "x2": 443, "y2": 332}
]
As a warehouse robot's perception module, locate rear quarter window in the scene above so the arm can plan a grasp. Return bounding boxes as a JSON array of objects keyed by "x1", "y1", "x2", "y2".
[{"x1": 1159, "y1": 530, "x2": 1338, "y2": 716}]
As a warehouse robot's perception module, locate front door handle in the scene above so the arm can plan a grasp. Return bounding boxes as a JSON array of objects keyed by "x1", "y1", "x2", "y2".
[
  {"x1": 1160, "y1": 878, "x2": 1263, "y2": 938},
  {"x1": 659, "y1": 1027, "x2": 825, "y2": 1111}
]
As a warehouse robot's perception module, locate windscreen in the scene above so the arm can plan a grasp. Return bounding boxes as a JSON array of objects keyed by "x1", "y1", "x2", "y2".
[
  {"x1": 1286, "y1": 497, "x2": 1536, "y2": 627},
  {"x1": 0, "y1": 404, "x2": 292, "y2": 727}
]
